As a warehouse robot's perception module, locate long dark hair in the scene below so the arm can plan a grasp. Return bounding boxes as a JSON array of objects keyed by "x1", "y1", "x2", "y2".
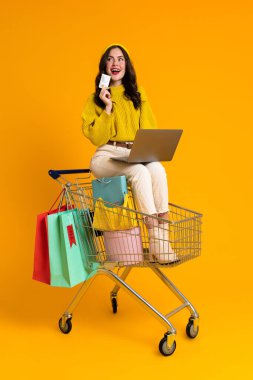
[{"x1": 94, "y1": 45, "x2": 141, "y2": 110}]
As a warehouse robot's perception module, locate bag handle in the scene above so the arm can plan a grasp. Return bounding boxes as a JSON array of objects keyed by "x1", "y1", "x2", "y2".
[
  {"x1": 48, "y1": 189, "x2": 74, "y2": 213},
  {"x1": 48, "y1": 189, "x2": 66, "y2": 212},
  {"x1": 96, "y1": 178, "x2": 112, "y2": 184}
]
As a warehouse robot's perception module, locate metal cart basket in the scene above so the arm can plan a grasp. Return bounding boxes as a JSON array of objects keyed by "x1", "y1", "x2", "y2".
[{"x1": 48, "y1": 168, "x2": 203, "y2": 356}]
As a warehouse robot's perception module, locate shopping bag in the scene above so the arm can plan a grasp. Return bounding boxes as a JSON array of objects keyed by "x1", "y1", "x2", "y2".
[
  {"x1": 33, "y1": 205, "x2": 68, "y2": 285},
  {"x1": 73, "y1": 208, "x2": 98, "y2": 264},
  {"x1": 92, "y1": 176, "x2": 128, "y2": 208},
  {"x1": 48, "y1": 209, "x2": 93, "y2": 288},
  {"x1": 92, "y1": 194, "x2": 138, "y2": 231},
  {"x1": 104, "y1": 227, "x2": 143, "y2": 265}
]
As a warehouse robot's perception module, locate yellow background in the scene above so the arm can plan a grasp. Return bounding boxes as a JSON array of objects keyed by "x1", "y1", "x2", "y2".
[{"x1": 1, "y1": 0, "x2": 252, "y2": 378}]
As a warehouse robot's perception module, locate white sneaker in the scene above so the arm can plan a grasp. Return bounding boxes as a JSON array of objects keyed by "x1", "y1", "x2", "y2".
[
  {"x1": 149, "y1": 226, "x2": 178, "y2": 264},
  {"x1": 148, "y1": 226, "x2": 159, "y2": 257}
]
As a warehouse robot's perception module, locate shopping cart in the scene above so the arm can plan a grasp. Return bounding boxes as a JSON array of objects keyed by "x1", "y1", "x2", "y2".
[{"x1": 48, "y1": 168, "x2": 203, "y2": 356}]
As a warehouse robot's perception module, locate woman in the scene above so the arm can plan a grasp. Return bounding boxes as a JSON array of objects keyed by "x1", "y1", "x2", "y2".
[{"x1": 81, "y1": 43, "x2": 177, "y2": 263}]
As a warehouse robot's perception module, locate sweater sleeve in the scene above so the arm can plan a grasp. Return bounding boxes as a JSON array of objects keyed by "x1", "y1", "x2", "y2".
[
  {"x1": 81, "y1": 94, "x2": 114, "y2": 146},
  {"x1": 139, "y1": 87, "x2": 157, "y2": 130}
]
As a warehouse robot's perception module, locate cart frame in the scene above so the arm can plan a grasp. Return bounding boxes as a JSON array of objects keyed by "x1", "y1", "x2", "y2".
[{"x1": 49, "y1": 169, "x2": 202, "y2": 356}]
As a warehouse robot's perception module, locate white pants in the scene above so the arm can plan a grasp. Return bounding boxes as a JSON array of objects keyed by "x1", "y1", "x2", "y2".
[{"x1": 90, "y1": 144, "x2": 169, "y2": 216}]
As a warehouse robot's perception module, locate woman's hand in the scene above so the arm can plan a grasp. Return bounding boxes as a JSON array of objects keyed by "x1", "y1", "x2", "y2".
[{"x1": 99, "y1": 86, "x2": 112, "y2": 114}]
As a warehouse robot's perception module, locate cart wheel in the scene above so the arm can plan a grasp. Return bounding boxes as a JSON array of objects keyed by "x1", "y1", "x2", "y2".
[
  {"x1": 58, "y1": 317, "x2": 72, "y2": 334},
  {"x1": 111, "y1": 297, "x2": 118, "y2": 314},
  {"x1": 186, "y1": 319, "x2": 199, "y2": 339},
  {"x1": 159, "y1": 336, "x2": 176, "y2": 356}
]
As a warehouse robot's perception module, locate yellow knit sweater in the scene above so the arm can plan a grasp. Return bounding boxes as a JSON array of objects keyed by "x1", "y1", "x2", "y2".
[{"x1": 81, "y1": 84, "x2": 157, "y2": 146}]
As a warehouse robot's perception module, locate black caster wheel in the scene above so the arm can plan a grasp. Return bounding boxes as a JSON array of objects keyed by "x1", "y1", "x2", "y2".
[
  {"x1": 186, "y1": 319, "x2": 199, "y2": 339},
  {"x1": 58, "y1": 317, "x2": 72, "y2": 334},
  {"x1": 159, "y1": 336, "x2": 176, "y2": 356},
  {"x1": 111, "y1": 297, "x2": 118, "y2": 314}
]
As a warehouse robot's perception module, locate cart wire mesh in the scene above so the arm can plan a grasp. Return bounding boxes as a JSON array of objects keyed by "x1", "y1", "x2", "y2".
[{"x1": 63, "y1": 178, "x2": 202, "y2": 269}]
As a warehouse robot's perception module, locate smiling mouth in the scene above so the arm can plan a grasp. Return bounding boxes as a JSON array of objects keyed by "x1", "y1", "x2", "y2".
[{"x1": 111, "y1": 69, "x2": 121, "y2": 75}]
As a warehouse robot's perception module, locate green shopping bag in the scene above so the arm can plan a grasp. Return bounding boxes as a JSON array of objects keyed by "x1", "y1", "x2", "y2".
[
  {"x1": 48, "y1": 209, "x2": 97, "y2": 288},
  {"x1": 73, "y1": 208, "x2": 99, "y2": 265}
]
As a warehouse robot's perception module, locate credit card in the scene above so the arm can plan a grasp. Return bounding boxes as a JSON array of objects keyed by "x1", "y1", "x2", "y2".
[{"x1": 99, "y1": 74, "x2": 111, "y2": 88}]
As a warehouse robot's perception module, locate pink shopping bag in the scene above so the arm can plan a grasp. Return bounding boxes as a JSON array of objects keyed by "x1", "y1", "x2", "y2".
[{"x1": 103, "y1": 227, "x2": 143, "y2": 265}]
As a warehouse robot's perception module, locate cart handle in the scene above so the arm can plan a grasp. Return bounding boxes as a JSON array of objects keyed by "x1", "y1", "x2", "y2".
[{"x1": 48, "y1": 169, "x2": 90, "y2": 180}]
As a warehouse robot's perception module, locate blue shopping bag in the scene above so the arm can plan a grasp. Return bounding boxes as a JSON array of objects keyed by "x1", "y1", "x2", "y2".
[
  {"x1": 48, "y1": 209, "x2": 97, "y2": 288},
  {"x1": 92, "y1": 176, "x2": 128, "y2": 208}
]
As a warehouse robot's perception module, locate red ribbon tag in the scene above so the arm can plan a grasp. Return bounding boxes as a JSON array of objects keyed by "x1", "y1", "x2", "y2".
[{"x1": 67, "y1": 225, "x2": 76, "y2": 248}]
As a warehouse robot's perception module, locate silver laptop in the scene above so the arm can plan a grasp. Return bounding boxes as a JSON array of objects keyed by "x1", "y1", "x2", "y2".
[{"x1": 111, "y1": 129, "x2": 183, "y2": 163}]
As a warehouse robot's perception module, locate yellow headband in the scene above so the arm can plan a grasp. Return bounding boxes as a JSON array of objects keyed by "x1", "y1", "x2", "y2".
[{"x1": 103, "y1": 43, "x2": 130, "y2": 56}]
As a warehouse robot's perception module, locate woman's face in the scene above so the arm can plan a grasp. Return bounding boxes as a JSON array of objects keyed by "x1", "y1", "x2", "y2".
[{"x1": 105, "y1": 47, "x2": 126, "y2": 86}]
